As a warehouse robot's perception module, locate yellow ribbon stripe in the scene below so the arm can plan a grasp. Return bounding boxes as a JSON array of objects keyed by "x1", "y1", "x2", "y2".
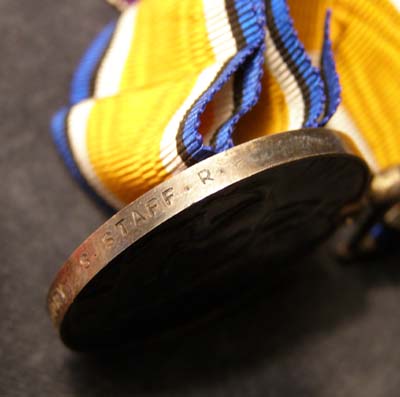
[
  {"x1": 68, "y1": 0, "x2": 244, "y2": 207},
  {"x1": 289, "y1": 0, "x2": 400, "y2": 171},
  {"x1": 60, "y1": 0, "x2": 400, "y2": 209}
]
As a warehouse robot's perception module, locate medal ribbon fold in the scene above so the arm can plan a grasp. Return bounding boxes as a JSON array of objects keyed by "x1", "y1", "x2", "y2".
[{"x1": 52, "y1": 0, "x2": 350, "y2": 209}]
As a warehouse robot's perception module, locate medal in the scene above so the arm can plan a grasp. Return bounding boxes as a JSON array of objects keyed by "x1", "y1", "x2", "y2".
[
  {"x1": 47, "y1": 0, "x2": 400, "y2": 350},
  {"x1": 48, "y1": 129, "x2": 368, "y2": 350}
]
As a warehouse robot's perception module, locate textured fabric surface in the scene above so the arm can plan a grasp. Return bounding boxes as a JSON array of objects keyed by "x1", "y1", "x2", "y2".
[
  {"x1": 2, "y1": 1, "x2": 400, "y2": 396},
  {"x1": 54, "y1": 0, "x2": 338, "y2": 210}
]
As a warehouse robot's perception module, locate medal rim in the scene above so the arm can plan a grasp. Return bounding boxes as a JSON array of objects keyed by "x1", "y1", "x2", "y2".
[{"x1": 47, "y1": 128, "x2": 369, "y2": 341}]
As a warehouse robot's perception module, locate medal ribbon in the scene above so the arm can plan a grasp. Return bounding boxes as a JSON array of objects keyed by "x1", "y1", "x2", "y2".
[{"x1": 52, "y1": 0, "x2": 345, "y2": 210}]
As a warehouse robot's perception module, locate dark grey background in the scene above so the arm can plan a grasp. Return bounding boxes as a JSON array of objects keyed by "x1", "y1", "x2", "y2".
[{"x1": 2, "y1": 1, "x2": 400, "y2": 396}]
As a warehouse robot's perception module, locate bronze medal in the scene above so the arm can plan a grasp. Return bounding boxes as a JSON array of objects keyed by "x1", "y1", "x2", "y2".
[{"x1": 48, "y1": 129, "x2": 369, "y2": 350}]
